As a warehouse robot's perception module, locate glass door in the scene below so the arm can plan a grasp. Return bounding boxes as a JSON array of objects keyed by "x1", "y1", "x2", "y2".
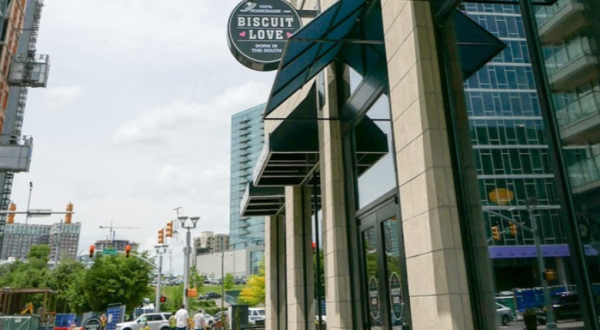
[{"x1": 359, "y1": 197, "x2": 408, "y2": 330}]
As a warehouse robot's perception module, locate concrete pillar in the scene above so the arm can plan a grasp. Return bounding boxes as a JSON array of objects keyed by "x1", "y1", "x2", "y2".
[
  {"x1": 265, "y1": 215, "x2": 286, "y2": 330},
  {"x1": 318, "y1": 63, "x2": 355, "y2": 330},
  {"x1": 286, "y1": 186, "x2": 315, "y2": 330},
  {"x1": 382, "y1": 1, "x2": 474, "y2": 329}
]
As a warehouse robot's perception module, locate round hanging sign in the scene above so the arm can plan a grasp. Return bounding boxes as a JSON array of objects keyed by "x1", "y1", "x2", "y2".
[{"x1": 227, "y1": 0, "x2": 303, "y2": 71}]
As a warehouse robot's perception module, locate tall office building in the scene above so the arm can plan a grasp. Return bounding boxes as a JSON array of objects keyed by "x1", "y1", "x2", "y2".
[{"x1": 229, "y1": 104, "x2": 265, "y2": 250}]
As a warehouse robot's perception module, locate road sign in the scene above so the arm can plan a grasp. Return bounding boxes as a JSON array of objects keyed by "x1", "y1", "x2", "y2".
[{"x1": 103, "y1": 249, "x2": 118, "y2": 256}]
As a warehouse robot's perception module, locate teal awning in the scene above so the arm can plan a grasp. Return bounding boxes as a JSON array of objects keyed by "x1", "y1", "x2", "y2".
[{"x1": 264, "y1": 0, "x2": 369, "y2": 117}]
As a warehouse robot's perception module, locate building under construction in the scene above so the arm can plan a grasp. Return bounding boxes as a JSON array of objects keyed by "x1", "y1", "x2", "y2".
[{"x1": 0, "y1": 0, "x2": 50, "y2": 257}]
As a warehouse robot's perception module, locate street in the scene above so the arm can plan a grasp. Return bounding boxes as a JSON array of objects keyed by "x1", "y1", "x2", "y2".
[{"x1": 503, "y1": 320, "x2": 584, "y2": 330}]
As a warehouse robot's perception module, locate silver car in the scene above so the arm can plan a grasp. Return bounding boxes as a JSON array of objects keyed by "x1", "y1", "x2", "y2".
[
  {"x1": 496, "y1": 303, "x2": 512, "y2": 326},
  {"x1": 116, "y1": 313, "x2": 172, "y2": 330}
]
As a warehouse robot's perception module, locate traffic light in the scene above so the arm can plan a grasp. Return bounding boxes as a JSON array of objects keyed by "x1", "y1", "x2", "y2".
[
  {"x1": 158, "y1": 229, "x2": 164, "y2": 244},
  {"x1": 509, "y1": 223, "x2": 517, "y2": 236},
  {"x1": 125, "y1": 245, "x2": 131, "y2": 258},
  {"x1": 89, "y1": 245, "x2": 95, "y2": 258},
  {"x1": 166, "y1": 221, "x2": 174, "y2": 238},
  {"x1": 160, "y1": 296, "x2": 167, "y2": 303},
  {"x1": 7, "y1": 203, "x2": 16, "y2": 224},
  {"x1": 65, "y1": 203, "x2": 73, "y2": 224},
  {"x1": 544, "y1": 269, "x2": 556, "y2": 281},
  {"x1": 492, "y1": 226, "x2": 501, "y2": 241}
]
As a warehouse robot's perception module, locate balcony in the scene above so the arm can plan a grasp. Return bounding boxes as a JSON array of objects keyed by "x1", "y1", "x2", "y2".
[
  {"x1": 568, "y1": 152, "x2": 600, "y2": 194},
  {"x1": 546, "y1": 36, "x2": 599, "y2": 92},
  {"x1": 536, "y1": 0, "x2": 589, "y2": 44},
  {"x1": 557, "y1": 90, "x2": 600, "y2": 143}
]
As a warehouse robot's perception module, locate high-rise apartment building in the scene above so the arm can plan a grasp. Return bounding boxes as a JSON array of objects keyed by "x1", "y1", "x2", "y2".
[
  {"x1": 49, "y1": 222, "x2": 81, "y2": 262},
  {"x1": 0, "y1": 223, "x2": 50, "y2": 259},
  {"x1": 193, "y1": 231, "x2": 229, "y2": 255},
  {"x1": 94, "y1": 239, "x2": 139, "y2": 253},
  {"x1": 229, "y1": 104, "x2": 265, "y2": 250},
  {"x1": 0, "y1": 221, "x2": 80, "y2": 261}
]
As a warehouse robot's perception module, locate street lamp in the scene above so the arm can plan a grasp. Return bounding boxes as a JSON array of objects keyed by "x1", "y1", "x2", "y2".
[
  {"x1": 179, "y1": 215, "x2": 200, "y2": 310},
  {"x1": 155, "y1": 244, "x2": 168, "y2": 312}
]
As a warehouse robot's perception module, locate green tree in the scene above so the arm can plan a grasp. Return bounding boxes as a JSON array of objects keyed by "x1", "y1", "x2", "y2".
[
  {"x1": 27, "y1": 244, "x2": 51, "y2": 269},
  {"x1": 189, "y1": 267, "x2": 205, "y2": 289},
  {"x1": 223, "y1": 273, "x2": 235, "y2": 291},
  {"x1": 28, "y1": 244, "x2": 51, "y2": 261},
  {"x1": 49, "y1": 260, "x2": 89, "y2": 313},
  {"x1": 83, "y1": 254, "x2": 152, "y2": 312},
  {"x1": 239, "y1": 262, "x2": 265, "y2": 306}
]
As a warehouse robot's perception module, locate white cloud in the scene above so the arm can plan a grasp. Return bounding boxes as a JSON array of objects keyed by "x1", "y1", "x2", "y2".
[
  {"x1": 40, "y1": 85, "x2": 83, "y2": 110},
  {"x1": 112, "y1": 80, "x2": 270, "y2": 146}
]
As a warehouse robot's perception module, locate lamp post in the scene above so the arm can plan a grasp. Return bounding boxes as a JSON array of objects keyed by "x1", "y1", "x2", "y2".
[
  {"x1": 178, "y1": 216, "x2": 200, "y2": 310},
  {"x1": 155, "y1": 244, "x2": 168, "y2": 312},
  {"x1": 484, "y1": 197, "x2": 556, "y2": 329}
]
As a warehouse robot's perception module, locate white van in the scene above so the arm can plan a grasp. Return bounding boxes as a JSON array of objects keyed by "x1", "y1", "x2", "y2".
[{"x1": 248, "y1": 308, "x2": 265, "y2": 324}]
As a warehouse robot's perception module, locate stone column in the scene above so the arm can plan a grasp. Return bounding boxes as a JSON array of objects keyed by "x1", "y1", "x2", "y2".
[
  {"x1": 265, "y1": 215, "x2": 286, "y2": 330},
  {"x1": 318, "y1": 63, "x2": 355, "y2": 330},
  {"x1": 286, "y1": 186, "x2": 315, "y2": 330},
  {"x1": 382, "y1": 1, "x2": 474, "y2": 329}
]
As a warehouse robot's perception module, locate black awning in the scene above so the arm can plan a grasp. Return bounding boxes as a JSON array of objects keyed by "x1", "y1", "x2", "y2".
[
  {"x1": 240, "y1": 183, "x2": 285, "y2": 217},
  {"x1": 254, "y1": 84, "x2": 319, "y2": 187},
  {"x1": 254, "y1": 83, "x2": 389, "y2": 186},
  {"x1": 454, "y1": 10, "x2": 506, "y2": 79},
  {"x1": 264, "y1": 0, "x2": 370, "y2": 117}
]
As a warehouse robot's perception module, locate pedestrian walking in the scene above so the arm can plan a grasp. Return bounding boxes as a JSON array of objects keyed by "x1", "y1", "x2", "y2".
[
  {"x1": 175, "y1": 305, "x2": 189, "y2": 330},
  {"x1": 193, "y1": 309, "x2": 206, "y2": 330},
  {"x1": 169, "y1": 312, "x2": 177, "y2": 330},
  {"x1": 100, "y1": 314, "x2": 107, "y2": 330}
]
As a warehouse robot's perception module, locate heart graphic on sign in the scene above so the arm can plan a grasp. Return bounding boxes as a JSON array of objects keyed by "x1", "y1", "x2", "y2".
[
  {"x1": 286, "y1": 32, "x2": 293, "y2": 38},
  {"x1": 239, "y1": 31, "x2": 246, "y2": 37}
]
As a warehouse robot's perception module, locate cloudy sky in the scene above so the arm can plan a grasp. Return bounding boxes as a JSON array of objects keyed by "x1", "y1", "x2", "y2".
[{"x1": 9, "y1": 0, "x2": 275, "y2": 273}]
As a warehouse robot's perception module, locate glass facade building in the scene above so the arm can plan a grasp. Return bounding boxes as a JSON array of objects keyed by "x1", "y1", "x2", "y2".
[{"x1": 229, "y1": 104, "x2": 266, "y2": 250}]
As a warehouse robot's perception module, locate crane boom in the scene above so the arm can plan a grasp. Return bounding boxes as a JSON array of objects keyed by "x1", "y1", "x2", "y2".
[{"x1": 98, "y1": 221, "x2": 141, "y2": 242}]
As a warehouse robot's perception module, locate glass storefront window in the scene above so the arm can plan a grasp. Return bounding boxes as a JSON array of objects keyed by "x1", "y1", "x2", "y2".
[
  {"x1": 356, "y1": 94, "x2": 396, "y2": 209},
  {"x1": 439, "y1": 0, "x2": 600, "y2": 328}
]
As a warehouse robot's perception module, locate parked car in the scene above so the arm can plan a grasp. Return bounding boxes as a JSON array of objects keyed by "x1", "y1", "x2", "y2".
[
  {"x1": 197, "y1": 294, "x2": 207, "y2": 300},
  {"x1": 536, "y1": 291, "x2": 582, "y2": 325},
  {"x1": 205, "y1": 292, "x2": 222, "y2": 299},
  {"x1": 116, "y1": 313, "x2": 171, "y2": 330},
  {"x1": 496, "y1": 303, "x2": 512, "y2": 326}
]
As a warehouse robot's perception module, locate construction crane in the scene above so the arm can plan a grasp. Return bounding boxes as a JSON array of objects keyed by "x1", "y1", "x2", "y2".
[{"x1": 99, "y1": 221, "x2": 141, "y2": 243}]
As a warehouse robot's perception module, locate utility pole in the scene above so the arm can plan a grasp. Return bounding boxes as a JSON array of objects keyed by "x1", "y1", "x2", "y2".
[
  {"x1": 155, "y1": 245, "x2": 168, "y2": 312},
  {"x1": 528, "y1": 199, "x2": 556, "y2": 329},
  {"x1": 169, "y1": 248, "x2": 173, "y2": 277},
  {"x1": 25, "y1": 182, "x2": 32, "y2": 225}
]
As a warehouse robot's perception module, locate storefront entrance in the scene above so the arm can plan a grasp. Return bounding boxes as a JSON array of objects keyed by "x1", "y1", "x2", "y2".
[{"x1": 357, "y1": 192, "x2": 408, "y2": 330}]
